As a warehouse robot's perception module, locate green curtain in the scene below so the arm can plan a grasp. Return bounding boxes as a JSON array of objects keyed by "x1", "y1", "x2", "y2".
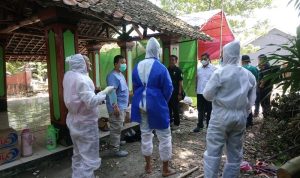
[
  {"x1": 179, "y1": 40, "x2": 197, "y2": 97},
  {"x1": 99, "y1": 40, "x2": 198, "y2": 98},
  {"x1": 100, "y1": 48, "x2": 120, "y2": 88},
  {"x1": 99, "y1": 41, "x2": 147, "y2": 88}
]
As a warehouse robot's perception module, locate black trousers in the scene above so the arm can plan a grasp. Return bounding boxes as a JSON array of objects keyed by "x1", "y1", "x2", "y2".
[
  {"x1": 197, "y1": 94, "x2": 212, "y2": 128},
  {"x1": 168, "y1": 94, "x2": 180, "y2": 126},
  {"x1": 254, "y1": 90, "x2": 260, "y2": 115},
  {"x1": 246, "y1": 112, "x2": 253, "y2": 127},
  {"x1": 260, "y1": 89, "x2": 271, "y2": 117}
]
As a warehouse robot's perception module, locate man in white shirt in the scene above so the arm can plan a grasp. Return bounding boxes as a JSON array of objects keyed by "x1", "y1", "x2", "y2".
[{"x1": 194, "y1": 53, "x2": 216, "y2": 132}]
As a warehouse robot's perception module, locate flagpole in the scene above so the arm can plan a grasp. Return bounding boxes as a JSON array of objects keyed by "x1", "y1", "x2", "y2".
[{"x1": 219, "y1": 0, "x2": 224, "y2": 58}]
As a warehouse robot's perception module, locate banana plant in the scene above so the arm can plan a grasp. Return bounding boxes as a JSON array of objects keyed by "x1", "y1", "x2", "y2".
[
  {"x1": 264, "y1": 25, "x2": 300, "y2": 94},
  {"x1": 289, "y1": 0, "x2": 300, "y2": 16}
]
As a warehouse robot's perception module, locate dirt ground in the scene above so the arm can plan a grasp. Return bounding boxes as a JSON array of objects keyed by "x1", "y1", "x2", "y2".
[{"x1": 11, "y1": 107, "x2": 271, "y2": 178}]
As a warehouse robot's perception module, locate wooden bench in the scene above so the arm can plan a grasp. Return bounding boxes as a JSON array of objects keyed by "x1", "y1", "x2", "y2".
[{"x1": 0, "y1": 122, "x2": 139, "y2": 172}]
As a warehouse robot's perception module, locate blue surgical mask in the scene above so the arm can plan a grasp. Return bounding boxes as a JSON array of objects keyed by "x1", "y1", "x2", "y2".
[
  {"x1": 120, "y1": 64, "x2": 127, "y2": 72},
  {"x1": 201, "y1": 60, "x2": 208, "y2": 66}
]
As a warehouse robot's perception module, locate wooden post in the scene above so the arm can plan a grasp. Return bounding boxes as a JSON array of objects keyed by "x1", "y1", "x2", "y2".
[
  {"x1": 0, "y1": 37, "x2": 9, "y2": 129},
  {"x1": 117, "y1": 41, "x2": 135, "y2": 92},
  {"x1": 160, "y1": 35, "x2": 180, "y2": 67},
  {"x1": 0, "y1": 41, "x2": 7, "y2": 112},
  {"x1": 86, "y1": 43, "x2": 102, "y2": 91},
  {"x1": 45, "y1": 22, "x2": 77, "y2": 146},
  {"x1": 160, "y1": 36, "x2": 171, "y2": 67}
]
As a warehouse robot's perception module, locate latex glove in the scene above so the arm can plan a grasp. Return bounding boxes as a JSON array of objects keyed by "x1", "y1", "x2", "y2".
[{"x1": 102, "y1": 86, "x2": 114, "y2": 94}]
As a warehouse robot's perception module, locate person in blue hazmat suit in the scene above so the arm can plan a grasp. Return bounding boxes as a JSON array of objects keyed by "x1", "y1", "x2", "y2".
[
  {"x1": 203, "y1": 40, "x2": 256, "y2": 178},
  {"x1": 131, "y1": 37, "x2": 176, "y2": 177},
  {"x1": 63, "y1": 54, "x2": 114, "y2": 178}
]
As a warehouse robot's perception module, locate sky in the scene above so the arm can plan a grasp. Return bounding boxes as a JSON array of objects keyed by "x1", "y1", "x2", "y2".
[{"x1": 255, "y1": 0, "x2": 299, "y2": 35}]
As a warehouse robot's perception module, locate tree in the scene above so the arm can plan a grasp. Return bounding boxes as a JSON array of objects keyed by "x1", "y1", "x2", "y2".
[
  {"x1": 160, "y1": 0, "x2": 272, "y2": 40},
  {"x1": 289, "y1": 0, "x2": 300, "y2": 16},
  {"x1": 161, "y1": 0, "x2": 272, "y2": 16},
  {"x1": 29, "y1": 62, "x2": 47, "y2": 81},
  {"x1": 241, "y1": 44, "x2": 260, "y2": 55},
  {"x1": 264, "y1": 0, "x2": 300, "y2": 94},
  {"x1": 6, "y1": 61, "x2": 25, "y2": 75}
]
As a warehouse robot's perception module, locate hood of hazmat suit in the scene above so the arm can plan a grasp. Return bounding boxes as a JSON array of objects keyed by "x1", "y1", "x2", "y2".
[
  {"x1": 68, "y1": 53, "x2": 88, "y2": 74},
  {"x1": 202, "y1": 40, "x2": 257, "y2": 178},
  {"x1": 145, "y1": 37, "x2": 161, "y2": 59}
]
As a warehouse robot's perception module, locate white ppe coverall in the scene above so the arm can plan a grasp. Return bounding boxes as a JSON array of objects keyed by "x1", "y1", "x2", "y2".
[
  {"x1": 63, "y1": 54, "x2": 109, "y2": 178},
  {"x1": 203, "y1": 40, "x2": 256, "y2": 178}
]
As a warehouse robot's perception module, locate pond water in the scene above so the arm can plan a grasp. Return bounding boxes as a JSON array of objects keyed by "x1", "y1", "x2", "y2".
[{"x1": 2, "y1": 93, "x2": 109, "y2": 131}]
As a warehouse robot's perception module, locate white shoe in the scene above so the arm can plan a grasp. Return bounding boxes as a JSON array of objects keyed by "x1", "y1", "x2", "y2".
[{"x1": 120, "y1": 140, "x2": 126, "y2": 146}]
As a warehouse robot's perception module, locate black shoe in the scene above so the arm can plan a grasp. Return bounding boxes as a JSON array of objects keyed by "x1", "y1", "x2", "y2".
[
  {"x1": 193, "y1": 127, "x2": 202, "y2": 132},
  {"x1": 171, "y1": 125, "x2": 179, "y2": 131},
  {"x1": 246, "y1": 123, "x2": 253, "y2": 128}
]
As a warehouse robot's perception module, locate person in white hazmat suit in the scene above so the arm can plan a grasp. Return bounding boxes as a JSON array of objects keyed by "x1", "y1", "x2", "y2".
[
  {"x1": 63, "y1": 54, "x2": 114, "y2": 178},
  {"x1": 202, "y1": 40, "x2": 256, "y2": 178},
  {"x1": 131, "y1": 37, "x2": 176, "y2": 177}
]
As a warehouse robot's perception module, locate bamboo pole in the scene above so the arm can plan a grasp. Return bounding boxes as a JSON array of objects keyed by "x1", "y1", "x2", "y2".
[
  {"x1": 277, "y1": 156, "x2": 300, "y2": 178},
  {"x1": 177, "y1": 166, "x2": 199, "y2": 178},
  {"x1": 194, "y1": 174, "x2": 204, "y2": 178}
]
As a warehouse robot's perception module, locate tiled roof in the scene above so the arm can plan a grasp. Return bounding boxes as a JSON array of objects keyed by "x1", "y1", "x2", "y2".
[{"x1": 53, "y1": 0, "x2": 210, "y2": 40}]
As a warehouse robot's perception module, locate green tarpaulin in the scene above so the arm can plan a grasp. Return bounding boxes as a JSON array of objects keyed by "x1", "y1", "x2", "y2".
[{"x1": 99, "y1": 40, "x2": 197, "y2": 98}]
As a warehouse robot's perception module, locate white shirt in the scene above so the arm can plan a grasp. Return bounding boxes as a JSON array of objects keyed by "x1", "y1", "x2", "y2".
[
  {"x1": 137, "y1": 58, "x2": 155, "y2": 111},
  {"x1": 196, "y1": 64, "x2": 216, "y2": 94}
]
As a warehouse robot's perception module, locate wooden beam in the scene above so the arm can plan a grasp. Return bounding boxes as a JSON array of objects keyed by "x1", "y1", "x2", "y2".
[
  {"x1": 108, "y1": 25, "x2": 122, "y2": 35},
  {"x1": 13, "y1": 32, "x2": 44, "y2": 38},
  {"x1": 0, "y1": 16, "x2": 40, "y2": 33},
  {"x1": 143, "y1": 27, "x2": 147, "y2": 37},
  {"x1": 13, "y1": 35, "x2": 25, "y2": 53},
  {"x1": 127, "y1": 27, "x2": 134, "y2": 35},
  {"x1": 78, "y1": 35, "x2": 119, "y2": 42},
  {"x1": 22, "y1": 37, "x2": 35, "y2": 53},
  {"x1": 106, "y1": 26, "x2": 109, "y2": 38},
  {"x1": 122, "y1": 24, "x2": 126, "y2": 34},
  {"x1": 5, "y1": 33, "x2": 14, "y2": 48},
  {"x1": 6, "y1": 54, "x2": 46, "y2": 58},
  {"x1": 0, "y1": 4, "x2": 15, "y2": 14},
  {"x1": 130, "y1": 33, "x2": 161, "y2": 41},
  {"x1": 96, "y1": 25, "x2": 106, "y2": 36},
  {"x1": 37, "y1": 42, "x2": 46, "y2": 53},
  {"x1": 133, "y1": 25, "x2": 143, "y2": 39}
]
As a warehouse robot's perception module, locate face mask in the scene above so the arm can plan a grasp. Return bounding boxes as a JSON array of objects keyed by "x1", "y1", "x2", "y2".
[
  {"x1": 120, "y1": 64, "x2": 127, "y2": 72},
  {"x1": 201, "y1": 60, "x2": 208, "y2": 66},
  {"x1": 219, "y1": 58, "x2": 223, "y2": 66}
]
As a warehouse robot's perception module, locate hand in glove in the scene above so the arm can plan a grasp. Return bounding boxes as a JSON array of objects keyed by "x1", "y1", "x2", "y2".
[{"x1": 102, "y1": 86, "x2": 115, "y2": 94}]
